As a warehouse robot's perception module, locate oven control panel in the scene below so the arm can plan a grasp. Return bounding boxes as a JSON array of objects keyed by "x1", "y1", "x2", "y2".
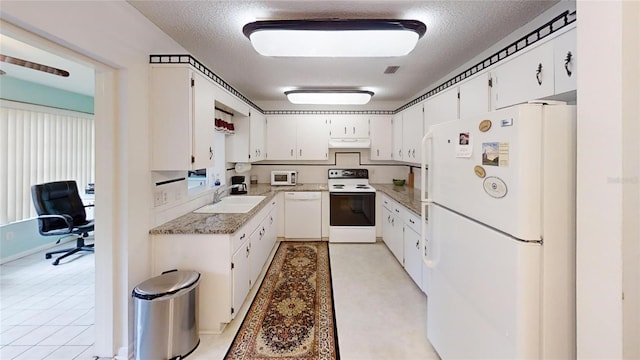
[{"x1": 328, "y1": 169, "x2": 369, "y2": 179}]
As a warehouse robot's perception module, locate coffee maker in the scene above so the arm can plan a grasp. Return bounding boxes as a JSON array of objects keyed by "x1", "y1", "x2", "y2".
[{"x1": 231, "y1": 175, "x2": 248, "y2": 195}]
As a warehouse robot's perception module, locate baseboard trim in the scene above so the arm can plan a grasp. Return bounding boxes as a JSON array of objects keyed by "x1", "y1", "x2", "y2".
[{"x1": 0, "y1": 236, "x2": 80, "y2": 265}]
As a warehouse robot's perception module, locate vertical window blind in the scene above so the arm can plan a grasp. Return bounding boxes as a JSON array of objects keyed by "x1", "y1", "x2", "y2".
[{"x1": 0, "y1": 100, "x2": 95, "y2": 225}]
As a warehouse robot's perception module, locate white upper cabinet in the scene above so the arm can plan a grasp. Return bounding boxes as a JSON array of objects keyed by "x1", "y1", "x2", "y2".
[
  {"x1": 329, "y1": 115, "x2": 369, "y2": 138},
  {"x1": 402, "y1": 103, "x2": 424, "y2": 164},
  {"x1": 490, "y1": 28, "x2": 577, "y2": 110},
  {"x1": 369, "y1": 115, "x2": 393, "y2": 160},
  {"x1": 392, "y1": 113, "x2": 403, "y2": 161},
  {"x1": 424, "y1": 87, "x2": 459, "y2": 132},
  {"x1": 266, "y1": 115, "x2": 329, "y2": 160},
  {"x1": 265, "y1": 116, "x2": 297, "y2": 160},
  {"x1": 491, "y1": 40, "x2": 555, "y2": 110},
  {"x1": 150, "y1": 65, "x2": 215, "y2": 170},
  {"x1": 249, "y1": 111, "x2": 267, "y2": 161},
  {"x1": 459, "y1": 73, "x2": 491, "y2": 119},
  {"x1": 297, "y1": 115, "x2": 329, "y2": 160},
  {"x1": 553, "y1": 28, "x2": 577, "y2": 95},
  {"x1": 226, "y1": 109, "x2": 266, "y2": 163}
]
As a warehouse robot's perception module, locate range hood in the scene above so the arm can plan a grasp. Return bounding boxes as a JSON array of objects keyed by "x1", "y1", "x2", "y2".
[{"x1": 328, "y1": 138, "x2": 371, "y2": 149}]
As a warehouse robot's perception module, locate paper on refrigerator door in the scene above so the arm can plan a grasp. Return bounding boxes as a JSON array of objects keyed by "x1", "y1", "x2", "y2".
[{"x1": 456, "y1": 132, "x2": 472, "y2": 158}]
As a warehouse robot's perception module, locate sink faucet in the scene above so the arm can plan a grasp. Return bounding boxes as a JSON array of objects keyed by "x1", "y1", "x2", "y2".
[{"x1": 213, "y1": 184, "x2": 241, "y2": 203}]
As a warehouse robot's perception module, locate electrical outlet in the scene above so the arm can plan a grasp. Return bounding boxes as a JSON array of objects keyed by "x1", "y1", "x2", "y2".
[
  {"x1": 162, "y1": 191, "x2": 168, "y2": 204},
  {"x1": 154, "y1": 190, "x2": 164, "y2": 207}
]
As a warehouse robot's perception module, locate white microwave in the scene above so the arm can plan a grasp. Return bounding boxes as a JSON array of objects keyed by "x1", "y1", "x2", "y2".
[{"x1": 271, "y1": 170, "x2": 297, "y2": 186}]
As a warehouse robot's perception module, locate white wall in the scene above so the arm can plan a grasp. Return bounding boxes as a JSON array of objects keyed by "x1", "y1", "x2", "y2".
[
  {"x1": 0, "y1": 2, "x2": 187, "y2": 357},
  {"x1": 576, "y1": 1, "x2": 640, "y2": 358},
  {"x1": 621, "y1": 4, "x2": 640, "y2": 359}
]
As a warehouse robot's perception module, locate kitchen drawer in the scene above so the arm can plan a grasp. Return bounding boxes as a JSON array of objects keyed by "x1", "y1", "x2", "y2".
[
  {"x1": 231, "y1": 198, "x2": 273, "y2": 253},
  {"x1": 381, "y1": 194, "x2": 394, "y2": 210},
  {"x1": 404, "y1": 209, "x2": 421, "y2": 234},
  {"x1": 382, "y1": 194, "x2": 404, "y2": 216},
  {"x1": 232, "y1": 226, "x2": 251, "y2": 253}
]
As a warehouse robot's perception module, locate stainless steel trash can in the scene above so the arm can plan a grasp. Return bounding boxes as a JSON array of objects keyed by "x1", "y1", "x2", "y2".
[{"x1": 133, "y1": 270, "x2": 200, "y2": 360}]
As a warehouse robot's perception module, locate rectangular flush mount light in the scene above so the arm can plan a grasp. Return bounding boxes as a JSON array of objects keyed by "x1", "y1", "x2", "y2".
[
  {"x1": 243, "y1": 19, "x2": 426, "y2": 57},
  {"x1": 285, "y1": 90, "x2": 374, "y2": 105}
]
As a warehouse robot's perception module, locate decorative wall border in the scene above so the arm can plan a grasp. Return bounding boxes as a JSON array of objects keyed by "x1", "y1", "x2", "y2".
[
  {"x1": 394, "y1": 9, "x2": 576, "y2": 113},
  {"x1": 149, "y1": 10, "x2": 575, "y2": 116}
]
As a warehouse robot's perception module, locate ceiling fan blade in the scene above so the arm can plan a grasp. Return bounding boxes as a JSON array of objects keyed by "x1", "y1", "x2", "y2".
[{"x1": 0, "y1": 54, "x2": 69, "y2": 77}]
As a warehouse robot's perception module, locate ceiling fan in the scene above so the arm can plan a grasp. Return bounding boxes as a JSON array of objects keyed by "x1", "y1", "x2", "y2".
[{"x1": 0, "y1": 54, "x2": 69, "y2": 77}]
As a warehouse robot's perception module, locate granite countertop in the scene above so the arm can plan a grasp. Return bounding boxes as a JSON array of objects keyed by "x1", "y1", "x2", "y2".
[
  {"x1": 149, "y1": 183, "x2": 328, "y2": 235},
  {"x1": 150, "y1": 183, "x2": 425, "y2": 235},
  {"x1": 372, "y1": 183, "x2": 425, "y2": 218}
]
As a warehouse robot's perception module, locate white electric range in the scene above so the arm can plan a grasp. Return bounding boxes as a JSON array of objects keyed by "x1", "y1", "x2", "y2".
[{"x1": 328, "y1": 169, "x2": 376, "y2": 243}]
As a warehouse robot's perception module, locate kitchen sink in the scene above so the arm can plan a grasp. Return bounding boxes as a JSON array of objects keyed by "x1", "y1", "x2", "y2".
[{"x1": 194, "y1": 195, "x2": 266, "y2": 214}]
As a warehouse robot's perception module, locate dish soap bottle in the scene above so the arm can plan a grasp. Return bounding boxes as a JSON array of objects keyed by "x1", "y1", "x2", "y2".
[{"x1": 214, "y1": 173, "x2": 221, "y2": 187}]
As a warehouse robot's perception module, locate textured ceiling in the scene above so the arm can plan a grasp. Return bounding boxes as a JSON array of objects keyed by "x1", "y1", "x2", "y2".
[{"x1": 130, "y1": 1, "x2": 559, "y2": 108}]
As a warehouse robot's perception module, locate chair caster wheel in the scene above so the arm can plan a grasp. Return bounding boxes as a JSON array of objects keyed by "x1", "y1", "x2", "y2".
[{"x1": 45, "y1": 254, "x2": 52, "y2": 259}]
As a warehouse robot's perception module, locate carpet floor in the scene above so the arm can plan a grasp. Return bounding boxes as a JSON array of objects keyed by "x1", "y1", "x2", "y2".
[{"x1": 225, "y1": 241, "x2": 338, "y2": 360}]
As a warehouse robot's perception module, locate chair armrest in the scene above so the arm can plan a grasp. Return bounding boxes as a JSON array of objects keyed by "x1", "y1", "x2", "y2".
[{"x1": 37, "y1": 214, "x2": 74, "y2": 231}]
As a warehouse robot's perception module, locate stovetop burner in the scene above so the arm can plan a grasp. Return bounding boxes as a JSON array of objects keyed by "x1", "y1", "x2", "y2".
[{"x1": 328, "y1": 168, "x2": 375, "y2": 193}]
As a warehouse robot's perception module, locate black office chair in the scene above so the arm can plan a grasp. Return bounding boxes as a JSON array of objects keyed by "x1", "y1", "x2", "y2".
[{"x1": 31, "y1": 180, "x2": 94, "y2": 265}]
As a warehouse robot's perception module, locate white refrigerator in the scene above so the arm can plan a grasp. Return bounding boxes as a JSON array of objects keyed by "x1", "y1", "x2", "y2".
[{"x1": 420, "y1": 103, "x2": 576, "y2": 359}]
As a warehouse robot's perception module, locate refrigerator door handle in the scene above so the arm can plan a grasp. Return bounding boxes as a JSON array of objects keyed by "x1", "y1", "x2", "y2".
[
  {"x1": 421, "y1": 201, "x2": 438, "y2": 269},
  {"x1": 421, "y1": 129, "x2": 434, "y2": 202}
]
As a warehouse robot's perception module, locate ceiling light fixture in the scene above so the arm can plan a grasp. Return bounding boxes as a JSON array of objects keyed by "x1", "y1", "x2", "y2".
[
  {"x1": 285, "y1": 90, "x2": 374, "y2": 105},
  {"x1": 243, "y1": 19, "x2": 426, "y2": 57}
]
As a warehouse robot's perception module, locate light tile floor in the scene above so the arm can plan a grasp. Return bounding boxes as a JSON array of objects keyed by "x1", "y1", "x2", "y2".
[
  {"x1": 190, "y1": 240, "x2": 440, "y2": 359},
  {"x1": 1, "y1": 240, "x2": 96, "y2": 360},
  {"x1": 1, "y1": 239, "x2": 437, "y2": 359}
]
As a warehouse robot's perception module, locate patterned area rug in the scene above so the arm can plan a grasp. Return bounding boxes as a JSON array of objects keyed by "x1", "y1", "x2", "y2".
[{"x1": 225, "y1": 241, "x2": 339, "y2": 360}]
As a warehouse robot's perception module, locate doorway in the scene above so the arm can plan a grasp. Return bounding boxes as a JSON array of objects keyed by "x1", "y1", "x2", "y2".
[{"x1": 0, "y1": 20, "x2": 116, "y2": 357}]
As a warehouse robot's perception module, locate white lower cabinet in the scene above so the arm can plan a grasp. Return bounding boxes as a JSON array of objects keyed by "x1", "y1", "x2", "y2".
[
  {"x1": 232, "y1": 239, "x2": 250, "y2": 316},
  {"x1": 403, "y1": 211, "x2": 423, "y2": 287},
  {"x1": 151, "y1": 197, "x2": 278, "y2": 334},
  {"x1": 382, "y1": 194, "x2": 404, "y2": 263},
  {"x1": 381, "y1": 194, "x2": 424, "y2": 290}
]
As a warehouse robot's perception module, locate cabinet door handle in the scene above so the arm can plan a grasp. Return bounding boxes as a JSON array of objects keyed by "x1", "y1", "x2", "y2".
[
  {"x1": 299, "y1": 149, "x2": 302, "y2": 156},
  {"x1": 240, "y1": 233, "x2": 246, "y2": 240},
  {"x1": 353, "y1": 126, "x2": 355, "y2": 134},
  {"x1": 344, "y1": 126, "x2": 347, "y2": 134},
  {"x1": 416, "y1": 239, "x2": 420, "y2": 249},
  {"x1": 409, "y1": 219, "x2": 415, "y2": 224},
  {"x1": 398, "y1": 149, "x2": 402, "y2": 157},
  {"x1": 391, "y1": 218, "x2": 394, "y2": 226},
  {"x1": 270, "y1": 216, "x2": 274, "y2": 224},
  {"x1": 209, "y1": 147, "x2": 213, "y2": 160},
  {"x1": 291, "y1": 149, "x2": 294, "y2": 157},
  {"x1": 377, "y1": 149, "x2": 380, "y2": 156},
  {"x1": 395, "y1": 208, "x2": 400, "y2": 214},
  {"x1": 246, "y1": 245, "x2": 250, "y2": 257},
  {"x1": 535, "y1": 63, "x2": 543, "y2": 85},
  {"x1": 412, "y1": 149, "x2": 416, "y2": 158},
  {"x1": 564, "y1": 51, "x2": 573, "y2": 77}
]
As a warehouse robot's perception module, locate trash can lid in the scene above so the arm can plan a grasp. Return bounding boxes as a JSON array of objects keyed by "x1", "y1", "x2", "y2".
[{"x1": 132, "y1": 270, "x2": 200, "y2": 300}]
